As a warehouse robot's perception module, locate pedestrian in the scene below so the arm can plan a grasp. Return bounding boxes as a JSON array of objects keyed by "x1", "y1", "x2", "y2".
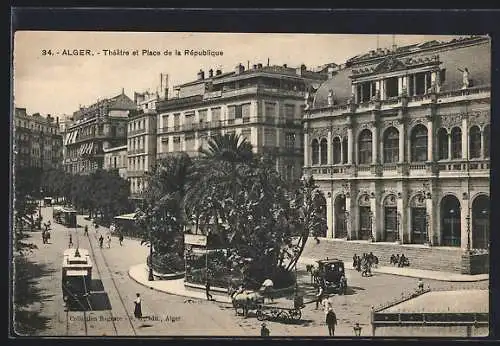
[
  {"x1": 119, "y1": 233, "x2": 124, "y2": 246},
  {"x1": 84, "y1": 225, "x2": 89, "y2": 236},
  {"x1": 134, "y1": 293, "x2": 142, "y2": 319},
  {"x1": 321, "y1": 296, "x2": 332, "y2": 315},
  {"x1": 326, "y1": 308, "x2": 338, "y2": 336},
  {"x1": 99, "y1": 235, "x2": 104, "y2": 248},
  {"x1": 68, "y1": 234, "x2": 73, "y2": 248},
  {"x1": 106, "y1": 235, "x2": 111, "y2": 248},
  {"x1": 42, "y1": 230, "x2": 46, "y2": 244},
  {"x1": 417, "y1": 278, "x2": 424, "y2": 292},
  {"x1": 205, "y1": 279, "x2": 213, "y2": 301},
  {"x1": 260, "y1": 323, "x2": 270, "y2": 337},
  {"x1": 315, "y1": 285, "x2": 324, "y2": 309}
]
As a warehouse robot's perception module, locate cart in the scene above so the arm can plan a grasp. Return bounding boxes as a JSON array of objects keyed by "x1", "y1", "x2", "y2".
[{"x1": 256, "y1": 295, "x2": 304, "y2": 322}]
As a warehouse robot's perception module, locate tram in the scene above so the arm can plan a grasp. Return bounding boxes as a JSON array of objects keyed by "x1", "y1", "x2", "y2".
[
  {"x1": 62, "y1": 248, "x2": 92, "y2": 305},
  {"x1": 53, "y1": 206, "x2": 77, "y2": 228}
]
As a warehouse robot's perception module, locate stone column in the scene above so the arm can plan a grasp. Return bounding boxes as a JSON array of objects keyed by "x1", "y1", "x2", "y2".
[
  {"x1": 460, "y1": 199, "x2": 470, "y2": 251},
  {"x1": 347, "y1": 126, "x2": 354, "y2": 164},
  {"x1": 340, "y1": 138, "x2": 344, "y2": 164},
  {"x1": 352, "y1": 84, "x2": 357, "y2": 103},
  {"x1": 462, "y1": 116, "x2": 468, "y2": 159},
  {"x1": 370, "y1": 196, "x2": 377, "y2": 241},
  {"x1": 326, "y1": 193, "x2": 334, "y2": 238},
  {"x1": 327, "y1": 129, "x2": 333, "y2": 165},
  {"x1": 427, "y1": 119, "x2": 434, "y2": 161},
  {"x1": 425, "y1": 196, "x2": 433, "y2": 244},
  {"x1": 397, "y1": 196, "x2": 404, "y2": 244},
  {"x1": 448, "y1": 134, "x2": 452, "y2": 160},
  {"x1": 380, "y1": 80, "x2": 385, "y2": 101},
  {"x1": 398, "y1": 122, "x2": 405, "y2": 163},
  {"x1": 346, "y1": 194, "x2": 354, "y2": 240},
  {"x1": 398, "y1": 77, "x2": 403, "y2": 96},
  {"x1": 304, "y1": 127, "x2": 309, "y2": 167},
  {"x1": 372, "y1": 125, "x2": 378, "y2": 164}
]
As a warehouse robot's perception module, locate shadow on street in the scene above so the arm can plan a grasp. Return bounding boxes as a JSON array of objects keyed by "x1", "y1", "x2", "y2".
[{"x1": 13, "y1": 257, "x2": 55, "y2": 335}]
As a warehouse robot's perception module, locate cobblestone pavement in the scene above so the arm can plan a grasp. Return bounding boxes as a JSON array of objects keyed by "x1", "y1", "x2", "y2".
[{"x1": 14, "y1": 206, "x2": 489, "y2": 337}]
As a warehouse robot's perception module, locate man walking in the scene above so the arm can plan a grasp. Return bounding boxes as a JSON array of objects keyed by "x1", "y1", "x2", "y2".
[
  {"x1": 99, "y1": 234, "x2": 104, "y2": 248},
  {"x1": 260, "y1": 323, "x2": 270, "y2": 337},
  {"x1": 119, "y1": 233, "x2": 124, "y2": 246},
  {"x1": 205, "y1": 279, "x2": 213, "y2": 301},
  {"x1": 326, "y1": 308, "x2": 338, "y2": 336},
  {"x1": 68, "y1": 234, "x2": 73, "y2": 248},
  {"x1": 106, "y1": 235, "x2": 111, "y2": 248},
  {"x1": 84, "y1": 225, "x2": 89, "y2": 237},
  {"x1": 315, "y1": 285, "x2": 324, "y2": 309}
]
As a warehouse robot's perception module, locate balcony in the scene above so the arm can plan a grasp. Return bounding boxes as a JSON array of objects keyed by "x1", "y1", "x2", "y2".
[
  {"x1": 127, "y1": 148, "x2": 146, "y2": 156},
  {"x1": 128, "y1": 128, "x2": 147, "y2": 136},
  {"x1": 127, "y1": 170, "x2": 146, "y2": 178},
  {"x1": 437, "y1": 159, "x2": 490, "y2": 177}
]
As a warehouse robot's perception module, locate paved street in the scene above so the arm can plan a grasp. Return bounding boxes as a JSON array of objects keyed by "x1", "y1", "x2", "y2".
[{"x1": 16, "y1": 206, "x2": 489, "y2": 337}]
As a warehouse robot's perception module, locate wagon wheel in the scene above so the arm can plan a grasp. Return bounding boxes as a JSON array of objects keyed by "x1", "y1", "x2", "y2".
[
  {"x1": 256, "y1": 308, "x2": 266, "y2": 321},
  {"x1": 270, "y1": 308, "x2": 281, "y2": 320},
  {"x1": 289, "y1": 308, "x2": 302, "y2": 321}
]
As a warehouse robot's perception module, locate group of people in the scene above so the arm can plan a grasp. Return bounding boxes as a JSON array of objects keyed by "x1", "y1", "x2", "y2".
[
  {"x1": 389, "y1": 253, "x2": 410, "y2": 267},
  {"x1": 353, "y1": 252, "x2": 378, "y2": 277}
]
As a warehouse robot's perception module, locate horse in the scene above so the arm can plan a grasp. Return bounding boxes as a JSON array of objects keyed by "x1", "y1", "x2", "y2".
[
  {"x1": 228, "y1": 288, "x2": 264, "y2": 318},
  {"x1": 307, "y1": 265, "x2": 321, "y2": 285}
]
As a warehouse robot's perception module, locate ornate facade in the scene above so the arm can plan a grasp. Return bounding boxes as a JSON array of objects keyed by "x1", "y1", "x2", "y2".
[{"x1": 303, "y1": 36, "x2": 490, "y2": 251}]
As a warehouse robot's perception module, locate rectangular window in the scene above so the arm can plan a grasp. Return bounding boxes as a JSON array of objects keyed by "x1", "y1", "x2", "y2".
[
  {"x1": 235, "y1": 105, "x2": 243, "y2": 119},
  {"x1": 185, "y1": 134, "x2": 195, "y2": 151},
  {"x1": 211, "y1": 107, "x2": 221, "y2": 122},
  {"x1": 173, "y1": 113, "x2": 180, "y2": 131},
  {"x1": 265, "y1": 102, "x2": 276, "y2": 121},
  {"x1": 285, "y1": 104, "x2": 295, "y2": 119},
  {"x1": 198, "y1": 110, "x2": 207, "y2": 123},
  {"x1": 162, "y1": 115, "x2": 169, "y2": 129},
  {"x1": 185, "y1": 112, "x2": 194, "y2": 127},
  {"x1": 242, "y1": 103, "x2": 251, "y2": 119},
  {"x1": 285, "y1": 132, "x2": 296, "y2": 148},
  {"x1": 385, "y1": 77, "x2": 399, "y2": 98},
  {"x1": 264, "y1": 128, "x2": 276, "y2": 147}
]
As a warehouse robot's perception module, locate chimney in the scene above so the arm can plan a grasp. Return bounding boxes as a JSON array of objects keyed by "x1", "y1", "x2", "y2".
[
  {"x1": 301, "y1": 64, "x2": 306, "y2": 71},
  {"x1": 216, "y1": 69, "x2": 222, "y2": 76},
  {"x1": 56, "y1": 116, "x2": 59, "y2": 124},
  {"x1": 122, "y1": 88, "x2": 125, "y2": 95},
  {"x1": 283, "y1": 64, "x2": 287, "y2": 68},
  {"x1": 197, "y1": 69, "x2": 205, "y2": 80},
  {"x1": 208, "y1": 69, "x2": 214, "y2": 78},
  {"x1": 235, "y1": 63, "x2": 245, "y2": 74}
]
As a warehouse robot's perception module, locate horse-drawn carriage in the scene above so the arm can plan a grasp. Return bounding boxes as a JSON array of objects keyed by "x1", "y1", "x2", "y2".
[
  {"x1": 229, "y1": 287, "x2": 304, "y2": 322},
  {"x1": 314, "y1": 258, "x2": 347, "y2": 295}
]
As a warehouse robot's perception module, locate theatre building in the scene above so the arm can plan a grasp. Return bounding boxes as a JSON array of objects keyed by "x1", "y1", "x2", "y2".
[{"x1": 302, "y1": 36, "x2": 490, "y2": 273}]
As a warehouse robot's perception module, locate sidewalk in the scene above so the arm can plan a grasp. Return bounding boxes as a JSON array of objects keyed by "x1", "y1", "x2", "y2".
[{"x1": 300, "y1": 257, "x2": 489, "y2": 282}]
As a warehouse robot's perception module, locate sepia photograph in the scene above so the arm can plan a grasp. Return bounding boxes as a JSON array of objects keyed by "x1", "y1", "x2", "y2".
[{"x1": 11, "y1": 30, "x2": 490, "y2": 337}]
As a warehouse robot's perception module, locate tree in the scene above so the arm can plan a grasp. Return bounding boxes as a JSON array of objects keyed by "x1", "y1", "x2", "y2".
[{"x1": 134, "y1": 154, "x2": 192, "y2": 273}]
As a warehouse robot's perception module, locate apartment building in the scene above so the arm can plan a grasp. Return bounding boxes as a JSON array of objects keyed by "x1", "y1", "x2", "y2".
[
  {"x1": 103, "y1": 144, "x2": 128, "y2": 180},
  {"x1": 156, "y1": 63, "x2": 327, "y2": 182},
  {"x1": 14, "y1": 107, "x2": 63, "y2": 170},
  {"x1": 62, "y1": 90, "x2": 136, "y2": 175}
]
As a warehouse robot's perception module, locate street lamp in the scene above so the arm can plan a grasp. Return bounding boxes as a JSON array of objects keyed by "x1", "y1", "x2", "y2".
[
  {"x1": 449, "y1": 209, "x2": 455, "y2": 247},
  {"x1": 353, "y1": 322, "x2": 362, "y2": 336},
  {"x1": 344, "y1": 210, "x2": 350, "y2": 240},
  {"x1": 425, "y1": 213, "x2": 431, "y2": 246},
  {"x1": 482, "y1": 210, "x2": 488, "y2": 250}
]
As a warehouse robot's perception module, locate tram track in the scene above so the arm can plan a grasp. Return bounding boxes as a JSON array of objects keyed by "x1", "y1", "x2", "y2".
[{"x1": 85, "y1": 228, "x2": 137, "y2": 336}]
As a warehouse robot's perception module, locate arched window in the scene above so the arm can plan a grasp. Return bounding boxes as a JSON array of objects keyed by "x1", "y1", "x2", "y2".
[
  {"x1": 411, "y1": 124, "x2": 428, "y2": 162},
  {"x1": 451, "y1": 127, "x2": 462, "y2": 159},
  {"x1": 383, "y1": 127, "x2": 399, "y2": 163},
  {"x1": 483, "y1": 124, "x2": 490, "y2": 158},
  {"x1": 311, "y1": 139, "x2": 319, "y2": 165},
  {"x1": 438, "y1": 128, "x2": 448, "y2": 160},
  {"x1": 469, "y1": 126, "x2": 481, "y2": 159},
  {"x1": 342, "y1": 137, "x2": 348, "y2": 164},
  {"x1": 332, "y1": 137, "x2": 341, "y2": 164},
  {"x1": 320, "y1": 138, "x2": 328, "y2": 164},
  {"x1": 358, "y1": 129, "x2": 372, "y2": 164}
]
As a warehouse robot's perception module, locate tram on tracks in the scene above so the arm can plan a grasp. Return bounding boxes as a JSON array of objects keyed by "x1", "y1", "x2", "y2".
[
  {"x1": 62, "y1": 248, "x2": 92, "y2": 306},
  {"x1": 53, "y1": 206, "x2": 77, "y2": 228}
]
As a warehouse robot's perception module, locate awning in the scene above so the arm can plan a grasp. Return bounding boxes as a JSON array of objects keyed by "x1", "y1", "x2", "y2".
[
  {"x1": 114, "y1": 213, "x2": 137, "y2": 220},
  {"x1": 65, "y1": 270, "x2": 89, "y2": 277}
]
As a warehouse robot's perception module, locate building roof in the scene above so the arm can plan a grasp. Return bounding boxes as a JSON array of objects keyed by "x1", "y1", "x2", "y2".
[
  {"x1": 73, "y1": 92, "x2": 136, "y2": 120},
  {"x1": 312, "y1": 36, "x2": 490, "y2": 109},
  {"x1": 380, "y1": 290, "x2": 488, "y2": 314}
]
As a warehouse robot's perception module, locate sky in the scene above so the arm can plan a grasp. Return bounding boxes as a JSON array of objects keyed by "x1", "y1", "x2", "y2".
[{"x1": 13, "y1": 32, "x2": 465, "y2": 117}]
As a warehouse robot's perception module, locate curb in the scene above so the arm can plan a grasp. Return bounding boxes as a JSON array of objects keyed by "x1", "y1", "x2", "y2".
[{"x1": 128, "y1": 266, "x2": 233, "y2": 305}]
